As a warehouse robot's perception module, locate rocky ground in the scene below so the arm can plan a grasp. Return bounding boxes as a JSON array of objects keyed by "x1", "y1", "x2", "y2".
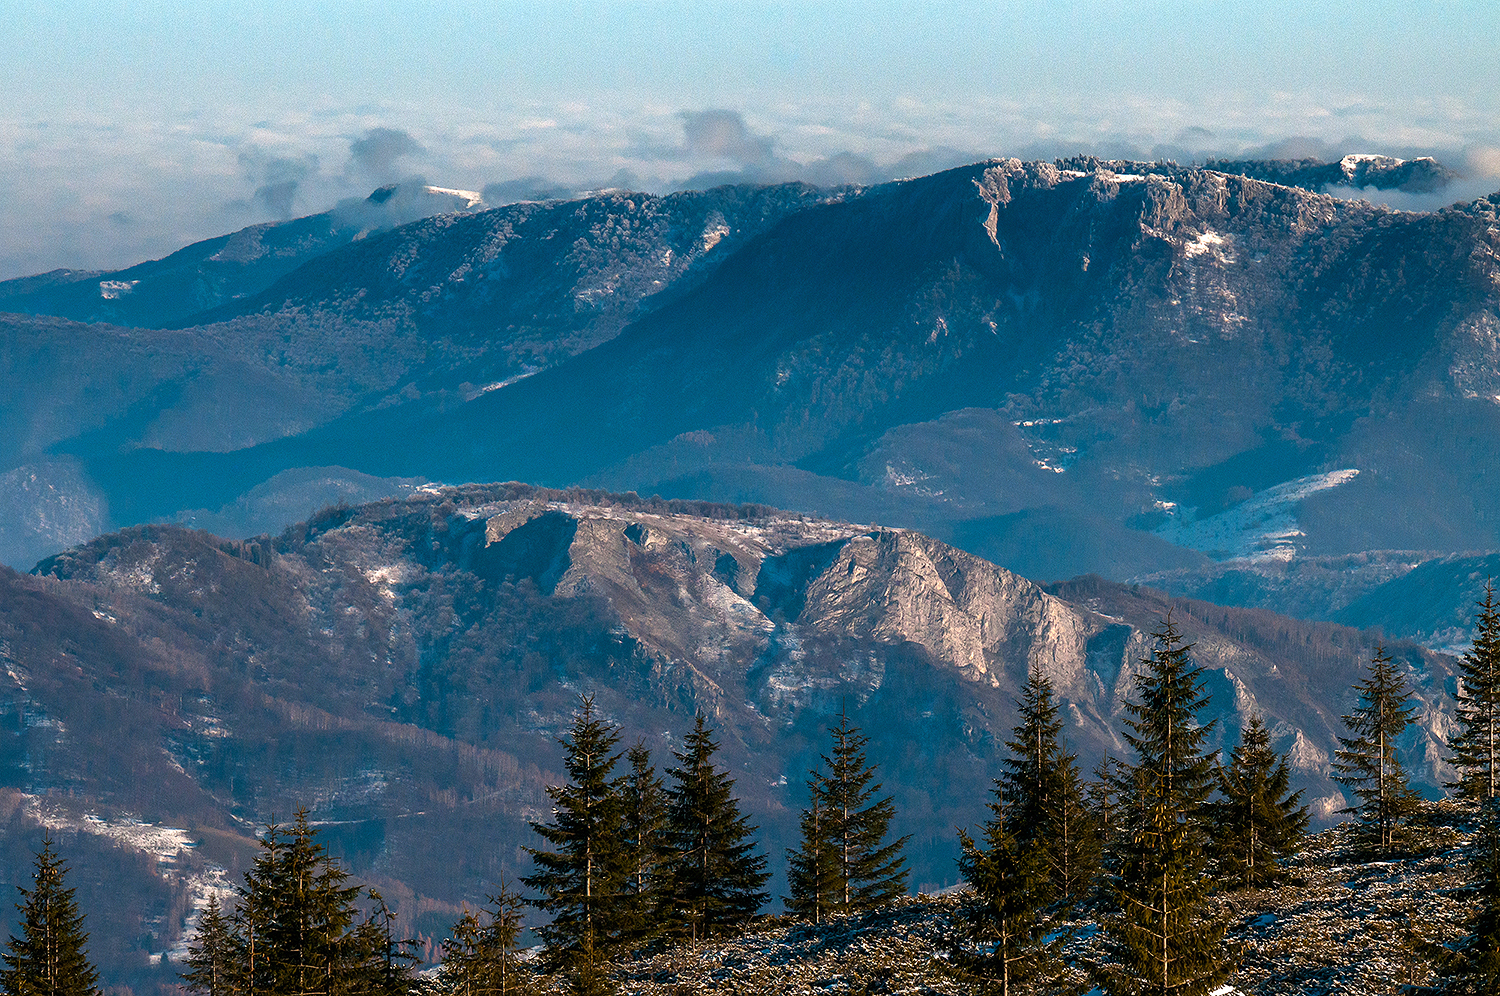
[{"x1": 537, "y1": 806, "x2": 1483, "y2": 995}]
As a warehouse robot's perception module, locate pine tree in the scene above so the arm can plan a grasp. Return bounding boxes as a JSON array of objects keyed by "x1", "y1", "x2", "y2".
[
  {"x1": 441, "y1": 880, "x2": 528, "y2": 996},
  {"x1": 1000, "y1": 668, "x2": 1100, "y2": 908},
  {"x1": 0, "y1": 835, "x2": 100, "y2": 996},
  {"x1": 618, "y1": 741, "x2": 667, "y2": 946},
  {"x1": 818, "y1": 709, "x2": 910, "y2": 912},
  {"x1": 1207, "y1": 714, "x2": 1309, "y2": 890},
  {"x1": 268, "y1": 811, "x2": 364, "y2": 996},
  {"x1": 953, "y1": 816, "x2": 1054, "y2": 996},
  {"x1": 522, "y1": 695, "x2": 631, "y2": 987},
  {"x1": 183, "y1": 894, "x2": 235, "y2": 996},
  {"x1": 1103, "y1": 616, "x2": 1234, "y2": 996},
  {"x1": 662, "y1": 714, "x2": 769, "y2": 942},
  {"x1": 1450, "y1": 581, "x2": 1500, "y2": 802},
  {"x1": 183, "y1": 814, "x2": 413, "y2": 996},
  {"x1": 785, "y1": 768, "x2": 840, "y2": 923},
  {"x1": 1333, "y1": 645, "x2": 1421, "y2": 850},
  {"x1": 1050, "y1": 752, "x2": 1104, "y2": 908}
]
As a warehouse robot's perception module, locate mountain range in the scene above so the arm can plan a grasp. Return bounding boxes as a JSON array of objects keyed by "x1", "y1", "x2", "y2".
[
  {"x1": 0, "y1": 485, "x2": 1460, "y2": 989},
  {"x1": 2, "y1": 152, "x2": 1499, "y2": 989},
  {"x1": 1, "y1": 154, "x2": 1497, "y2": 646}
]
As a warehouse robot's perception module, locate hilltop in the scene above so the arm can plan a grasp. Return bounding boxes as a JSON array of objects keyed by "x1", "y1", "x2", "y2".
[{"x1": 600, "y1": 811, "x2": 1477, "y2": 996}]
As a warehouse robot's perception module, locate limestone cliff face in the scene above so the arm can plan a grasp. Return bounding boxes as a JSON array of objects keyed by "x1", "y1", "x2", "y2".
[
  {"x1": 463, "y1": 496, "x2": 1107, "y2": 714},
  {"x1": 440, "y1": 487, "x2": 1453, "y2": 795}
]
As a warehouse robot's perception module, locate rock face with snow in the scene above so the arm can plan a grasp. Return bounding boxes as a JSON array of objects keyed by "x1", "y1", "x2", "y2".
[
  {"x1": 0, "y1": 484, "x2": 1462, "y2": 989},
  {"x1": 1200, "y1": 153, "x2": 1459, "y2": 194}
]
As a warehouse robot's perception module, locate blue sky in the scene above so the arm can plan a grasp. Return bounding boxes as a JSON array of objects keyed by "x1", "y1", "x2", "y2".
[{"x1": 3, "y1": 0, "x2": 1498, "y2": 279}]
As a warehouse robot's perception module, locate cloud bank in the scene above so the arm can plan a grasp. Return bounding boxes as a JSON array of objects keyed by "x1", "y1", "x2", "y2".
[{"x1": 2, "y1": 97, "x2": 1498, "y2": 282}]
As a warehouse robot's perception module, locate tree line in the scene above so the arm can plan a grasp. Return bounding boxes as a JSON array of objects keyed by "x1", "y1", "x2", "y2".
[
  {"x1": 12, "y1": 585, "x2": 1500, "y2": 995},
  {"x1": 942, "y1": 585, "x2": 1500, "y2": 995}
]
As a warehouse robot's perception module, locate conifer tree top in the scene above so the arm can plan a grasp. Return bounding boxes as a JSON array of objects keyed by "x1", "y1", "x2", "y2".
[
  {"x1": 1450, "y1": 579, "x2": 1500, "y2": 801},
  {"x1": 2, "y1": 834, "x2": 100, "y2": 996},
  {"x1": 663, "y1": 713, "x2": 769, "y2": 939},
  {"x1": 1120, "y1": 615, "x2": 1219, "y2": 816},
  {"x1": 1334, "y1": 644, "x2": 1420, "y2": 849}
]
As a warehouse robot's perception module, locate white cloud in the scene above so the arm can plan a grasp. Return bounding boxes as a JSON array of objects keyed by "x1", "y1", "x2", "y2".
[{"x1": 1, "y1": 91, "x2": 1498, "y2": 281}]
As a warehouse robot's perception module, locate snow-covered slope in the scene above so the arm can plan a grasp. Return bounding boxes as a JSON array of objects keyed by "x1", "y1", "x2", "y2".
[{"x1": 1155, "y1": 470, "x2": 1361, "y2": 562}]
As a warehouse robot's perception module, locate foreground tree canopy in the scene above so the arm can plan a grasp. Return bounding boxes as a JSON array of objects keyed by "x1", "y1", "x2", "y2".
[
  {"x1": 182, "y1": 811, "x2": 412, "y2": 996},
  {"x1": 1, "y1": 835, "x2": 99, "y2": 996}
]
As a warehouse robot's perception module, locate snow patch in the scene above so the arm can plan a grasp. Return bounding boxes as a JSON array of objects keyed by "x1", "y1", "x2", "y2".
[
  {"x1": 99, "y1": 279, "x2": 139, "y2": 299},
  {"x1": 882, "y1": 463, "x2": 937, "y2": 490},
  {"x1": 1154, "y1": 469, "x2": 1359, "y2": 562},
  {"x1": 364, "y1": 564, "x2": 407, "y2": 602},
  {"x1": 100, "y1": 547, "x2": 163, "y2": 594},
  {"x1": 474, "y1": 368, "x2": 540, "y2": 395},
  {"x1": 700, "y1": 221, "x2": 730, "y2": 252},
  {"x1": 25, "y1": 799, "x2": 235, "y2": 963},
  {"x1": 1014, "y1": 414, "x2": 1084, "y2": 473},
  {"x1": 364, "y1": 564, "x2": 406, "y2": 586},
  {"x1": 1184, "y1": 230, "x2": 1235, "y2": 263},
  {"x1": 422, "y1": 185, "x2": 485, "y2": 209}
]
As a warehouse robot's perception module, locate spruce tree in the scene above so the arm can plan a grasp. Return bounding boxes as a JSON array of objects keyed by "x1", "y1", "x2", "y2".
[
  {"x1": 184, "y1": 813, "x2": 412, "y2": 996},
  {"x1": 441, "y1": 880, "x2": 528, "y2": 996},
  {"x1": 222, "y1": 811, "x2": 408, "y2": 996},
  {"x1": 619, "y1": 741, "x2": 667, "y2": 946},
  {"x1": 0, "y1": 835, "x2": 99, "y2": 996},
  {"x1": 1000, "y1": 668, "x2": 1066, "y2": 841},
  {"x1": 1103, "y1": 616, "x2": 1234, "y2": 996},
  {"x1": 442, "y1": 911, "x2": 490, "y2": 996},
  {"x1": 345, "y1": 890, "x2": 416, "y2": 996},
  {"x1": 1450, "y1": 581, "x2": 1500, "y2": 802},
  {"x1": 1333, "y1": 644, "x2": 1421, "y2": 850},
  {"x1": 267, "y1": 811, "x2": 364, "y2": 996},
  {"x1": 523, "y1": 695, "x2": 631, "y2": 987},
  {"x1": 1050, "y1": 753, "x2": 1104, "y2": 908},
  {"x1": 1089, "y1": 755, "x2": 1123, "y2": 874},
  {"x1": 1000, "y1": 668, "x2": 1100, "y2": 908},
  {"x1": 818, "y1": 710, "x2": 910, "y2": 912},
  {"x1": 1207, "y1": 714, "x2": 1309, "y2": 889},
  {"x1": 229, "y1": 819, "x2": 278, "y2": 996},
  {"x1": 662, "y1": 714, "x2": 769, "y2": 941},
  {"x1": 954, "y1": 818, "x2": 1054, "y2": 996},
  {"x1": 183, "y1": 894, "x2": 234, "y2": 996},
  {"x1": 785, "y1": 768, "x2": 840, "y2": 923}
]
